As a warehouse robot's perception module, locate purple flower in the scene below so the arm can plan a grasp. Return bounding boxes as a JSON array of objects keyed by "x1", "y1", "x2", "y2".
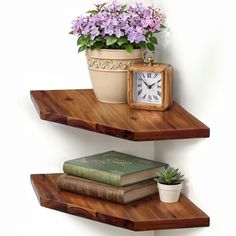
[
  {"x1": 127, "y1": 26, "x2": 146, "y2": 43},
  {"x1": 105, "y1": 0, "x2": 122, "y2": 12},
  {"x1": 141, "y1": 17, "x2": 152, "y2": 28},
  {"x1": 119, "y1": 12, "x2": 129, "y2": 22},
  {"x1": 70, "y1": 0, "x2": 165, "y2": 51},
  {"x1": 90, "y1": 26, "x2": 99, "y2": 39},
  {"x1": 104, "y1": 26, "x2": 114, "y2": 36},
  {"x1": 115, "y1": 28, "x2": 124, "y2": 38}
]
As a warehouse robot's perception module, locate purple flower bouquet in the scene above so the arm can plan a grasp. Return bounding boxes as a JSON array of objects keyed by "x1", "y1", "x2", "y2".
[{"x1": 70, "y1": 1, "x2": 165, "y2": 53}]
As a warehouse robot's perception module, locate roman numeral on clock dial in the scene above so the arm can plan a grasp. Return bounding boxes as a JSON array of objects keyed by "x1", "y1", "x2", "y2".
[
  {"x1": 138, "y1": 89, "x2": 142, "y2": 96},
  {"x1": 153, "y1": 95, "x2": 158, "y2": 101}
]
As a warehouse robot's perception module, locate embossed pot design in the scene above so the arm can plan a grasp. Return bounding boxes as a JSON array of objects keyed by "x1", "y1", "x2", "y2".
[{"x1": 86, "y1": 49, "x2": 143, "y2": 103}]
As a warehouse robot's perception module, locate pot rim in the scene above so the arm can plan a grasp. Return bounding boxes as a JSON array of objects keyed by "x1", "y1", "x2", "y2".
[
  {"x1": 158, "y1": 182, "x2": 182, "y2": 191},
  {"x1": 86, "y1": 48, "x2": 144, "y2": 60},
  {"x1": 86, "y1": 48, "x2": 143, "y2": 52}
]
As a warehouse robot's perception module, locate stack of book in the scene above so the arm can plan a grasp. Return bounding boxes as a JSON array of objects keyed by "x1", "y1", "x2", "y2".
[{"x1": 57, "y1": 151, "x2": 167, "y2": 204}]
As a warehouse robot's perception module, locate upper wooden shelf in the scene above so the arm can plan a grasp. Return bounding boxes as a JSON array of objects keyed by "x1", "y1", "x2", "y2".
[
  {"x1": 31, "y1": 173, "x2": 210, "y2": 231},
  {"x1": 30, "y1": 89, "x2": 209, "y2": 141}
]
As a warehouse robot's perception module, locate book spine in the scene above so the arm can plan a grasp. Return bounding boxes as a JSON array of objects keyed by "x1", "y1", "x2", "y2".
[
  {"x1": 63, "y1": 162, "x2": 121, "y2": 187},
  {"x1": 57, "y1": 175, "x2": 125, "y2": 204}
]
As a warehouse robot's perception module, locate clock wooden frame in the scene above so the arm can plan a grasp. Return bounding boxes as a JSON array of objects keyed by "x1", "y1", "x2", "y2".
[{"x1": 127, "y1": 63, "x2": 173, "y2": 111}]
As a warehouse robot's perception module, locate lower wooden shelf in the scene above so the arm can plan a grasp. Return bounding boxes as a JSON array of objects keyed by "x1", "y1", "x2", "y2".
[{"x1": 31, "y1": 173, "x2": 210, "y2": 231}]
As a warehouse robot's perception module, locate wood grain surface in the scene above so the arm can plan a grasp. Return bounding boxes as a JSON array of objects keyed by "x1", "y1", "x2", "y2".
[
  {"x1": 31, "y1": 173, "x2": 210, "y2": 231},
  {"x1": 30, "y1": 89, "x2": 210, "y2": 141}
]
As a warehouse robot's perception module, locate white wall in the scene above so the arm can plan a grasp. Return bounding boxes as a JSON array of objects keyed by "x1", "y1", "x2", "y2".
[
  {"x1": 0, "y1": 0, "x2": 234, "y2": 236},
  {"x1": 155, "y1": 0, "x2": 236, "y2": 236}
]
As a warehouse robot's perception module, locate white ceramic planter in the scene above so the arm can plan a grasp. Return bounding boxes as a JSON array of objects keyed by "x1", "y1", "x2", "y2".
[
  {"x1": 158, "y1": 182, "x2": 182, "y2": 203},
  {"x1": 86, "y1": 49, "x2": 143, "y2": 103}
]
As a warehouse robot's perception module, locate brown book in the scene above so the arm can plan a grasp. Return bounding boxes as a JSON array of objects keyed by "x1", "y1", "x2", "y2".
[{"x1": 57, "y1": 174, "x2": 158, "y2": 204}]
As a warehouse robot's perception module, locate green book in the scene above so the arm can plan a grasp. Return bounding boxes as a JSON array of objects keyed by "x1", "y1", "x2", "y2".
[{"x1": 63, "y1": 151, "x2": 167, "y2": 187}]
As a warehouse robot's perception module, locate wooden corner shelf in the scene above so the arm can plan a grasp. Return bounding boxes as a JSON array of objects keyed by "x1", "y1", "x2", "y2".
[
  {"x1": 31, "y1": 173, "x2": 210, "y2": 231},
  {"x1": 30, "y1": 89, "x2": 209, "y2": 141}
]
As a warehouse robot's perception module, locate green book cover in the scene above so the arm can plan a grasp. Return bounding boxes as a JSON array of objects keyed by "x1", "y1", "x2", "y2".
[{"x1": 63, "y1": 151, "x2": 167, "y2": 186}]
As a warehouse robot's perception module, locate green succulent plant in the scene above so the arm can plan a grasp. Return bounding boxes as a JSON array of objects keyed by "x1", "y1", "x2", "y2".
[{"x1": 155, "y1": 166, "x2": 184, "y2": 185}]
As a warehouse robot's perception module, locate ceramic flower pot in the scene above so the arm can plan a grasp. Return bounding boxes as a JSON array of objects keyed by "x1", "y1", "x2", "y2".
[
  {"x1": 157, "y1": 182, "x2": 182, "y2": 203},
  {"x1": 86, "y1": 49, "x2": 143, "y2": 103}
]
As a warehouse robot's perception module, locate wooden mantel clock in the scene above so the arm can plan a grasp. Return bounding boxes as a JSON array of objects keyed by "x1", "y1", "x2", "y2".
[{"x1": 127, "y1": 57, "x2": 173, "y2": 111}]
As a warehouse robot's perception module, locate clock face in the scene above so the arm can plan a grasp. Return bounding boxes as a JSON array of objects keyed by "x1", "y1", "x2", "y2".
[{"x1": 133, "y1": 71, "x2": 162, "y2": 104}]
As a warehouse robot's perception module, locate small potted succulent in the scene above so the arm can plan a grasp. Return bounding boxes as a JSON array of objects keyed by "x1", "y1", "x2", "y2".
[
  {"x1": 70, "y1": 1, "x2": 165, "y2": 103},
  {"x1": 154, "y1": 166, "x2": 184, "y2": 203}
]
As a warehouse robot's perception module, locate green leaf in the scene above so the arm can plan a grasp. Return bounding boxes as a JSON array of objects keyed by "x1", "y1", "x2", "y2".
[
  {"x1": 117, "y1": 37, "x2": 128, "y2": 46},
  {"x1": 138, "y1": 41, "x2": 147, "y2": 49},
  {"x1": 160, "y1": 24, "x2": 166, "y2": 29},
  {"x1": 106, "y1": 36, "x2": 118, "y2": 46},
  {"x1": 146, "y1": 31, "x2": 153, "y2": 38},
  {"x1": 77, "y1": 37, "x2": 82, "y2": 46},
  {"x1": 155, "y1": 166, "x2": 184, "y2": 184},
  {"x1": 78, "y1": 35, "x2": 90, "y2": 46},
  {"x1": 94, "y1": 42, "x2": 104, "y2": 50},
  {"x1": 124, "y1": 44, "x2": 134, "y2": 53},
  {"x1": 86, "y1": 10, "x2": 98, "y2": 14},
  {"x1": 147, "y1": 43, "x2": 155, "y2": 51},
  {"x1": 150, "y1": 36, "x2": 158, "y2": 44},
  {"x1": 97, "y1": 3, "x2": 106, "y2": 12},
  {"x1": 69, "y1": 31, "x2": 74, "y2": 35},
  {"x1": 88, "y1": 40, "x2": 94, "y2": 46},
  {"x1": 95, "y1": 36, "x2": 103, "y2": 42},
  {"x1": 78, "y1": 44, "x2": 87, "y2": 53},
  {"x1": 120, "y1": 4, "x2": 127, "y2": 12}
]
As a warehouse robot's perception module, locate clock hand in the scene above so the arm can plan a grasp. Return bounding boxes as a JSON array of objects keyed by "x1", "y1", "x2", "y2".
[
  {"x1": 149, "y1": 82, "x2": 156, "y2": 88},
  {"x1": 142, "y1": 79, "x2": 149, "y2": 87},
  {"x1": 141, "y1": 78, "x2": 156, "y2": 89},
  {"x1": 145, "y1": 82, "x2": 156, "y2": 90}
]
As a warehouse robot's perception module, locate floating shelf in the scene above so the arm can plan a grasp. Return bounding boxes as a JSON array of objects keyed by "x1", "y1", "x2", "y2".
[
  {"x1": 31, "y1": 173, "x2": 210, "y2": 231},
  {"x1": 30, "y1": 89, "x2": 209, "y2": 141}
]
